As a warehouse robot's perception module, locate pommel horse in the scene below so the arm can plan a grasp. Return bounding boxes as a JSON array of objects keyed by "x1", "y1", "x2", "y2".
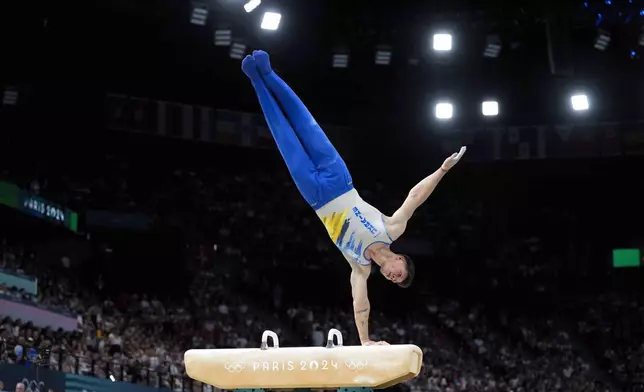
[{"x1": 184, "y1": 329, "x2": 423, "y2": 391}]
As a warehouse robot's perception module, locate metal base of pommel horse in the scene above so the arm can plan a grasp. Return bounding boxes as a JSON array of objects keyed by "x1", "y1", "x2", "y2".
[{"x1": 184, "y1": 329, "x2": 422, "y2": 392}]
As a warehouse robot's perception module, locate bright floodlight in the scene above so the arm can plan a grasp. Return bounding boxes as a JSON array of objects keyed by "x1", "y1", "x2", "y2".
[
  {"x1": 244, "y1": 0, "x2": 261, "y2": 12},
  {"x1": 435, "y1": 102, "x2": 453, "y2": 119},
  {"x1": 571, "y1": 94, "x2": 589, "y2": 111},
  {"x1": 261, "y1": 12, "x2": 281, "y2": 30},
  {"x1": 433, "y1": 34, "x2": 452, "y2": 51},
  {"x1": 482, "y1": 101, "x2": 499, "y2": 116}
]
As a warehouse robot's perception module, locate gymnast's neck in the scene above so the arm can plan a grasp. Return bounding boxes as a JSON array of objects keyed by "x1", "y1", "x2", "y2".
[{"x1": 366, "y1": 244, "x2": 396, "y2": 267}]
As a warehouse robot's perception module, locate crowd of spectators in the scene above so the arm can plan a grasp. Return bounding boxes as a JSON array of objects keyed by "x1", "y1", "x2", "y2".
[{"x1": 0, "y1": 142, "x2": 642, "y2": 392}]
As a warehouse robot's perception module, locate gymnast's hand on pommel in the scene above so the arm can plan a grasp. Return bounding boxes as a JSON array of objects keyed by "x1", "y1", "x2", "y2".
[
  {"x1": 362, "y1": 340, "x2": 390, "y2": 346},
  {"x1": 441, "y1": 146, "x2": 467, "y2": 172}
]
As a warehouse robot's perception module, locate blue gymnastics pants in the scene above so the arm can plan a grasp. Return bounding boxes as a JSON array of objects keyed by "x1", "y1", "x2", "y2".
[{"x1": 242, "y1": 51, "x2": 353, "y2": 209}]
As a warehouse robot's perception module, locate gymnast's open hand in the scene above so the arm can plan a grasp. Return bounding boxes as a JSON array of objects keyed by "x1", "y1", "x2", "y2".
[
  {"x1": 362, "y1": 340, "x2": 389, "y2": 346},
  {"x1": 441, "y1": 146, "x2": 467, "y2": 171}
]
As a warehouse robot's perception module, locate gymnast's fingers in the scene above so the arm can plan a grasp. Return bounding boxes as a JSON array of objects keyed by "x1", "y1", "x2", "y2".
[{"x1": 455, "y1": 146, "x2": 467, "y2": 159}]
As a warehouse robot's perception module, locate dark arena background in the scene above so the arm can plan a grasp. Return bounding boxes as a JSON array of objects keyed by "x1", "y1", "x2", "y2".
[{"x1": 2, "y1": 0, "x2": 644, "y2": 391}]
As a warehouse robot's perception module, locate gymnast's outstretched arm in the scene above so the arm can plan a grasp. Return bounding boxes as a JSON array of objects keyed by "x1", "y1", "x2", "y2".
[{"x1": 388, "y1": 147, "x2": 467, "y2": 240}]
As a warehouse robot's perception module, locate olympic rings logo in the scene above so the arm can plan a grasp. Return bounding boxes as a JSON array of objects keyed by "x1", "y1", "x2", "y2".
[
  {"x1": 224, "y1": 361, "x2": 246, "y2": 372},
  {"x1": 21, "y1": 378, "x2": 45, "y2": 392},
  {"x1": 344, "y1": 359, "x2": 368, "y2": 371}
]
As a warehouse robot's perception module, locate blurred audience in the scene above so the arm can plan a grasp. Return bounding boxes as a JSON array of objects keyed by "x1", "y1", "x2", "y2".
[{"x1": 0, "y1": 147, "x2": 639, "y2": 392}]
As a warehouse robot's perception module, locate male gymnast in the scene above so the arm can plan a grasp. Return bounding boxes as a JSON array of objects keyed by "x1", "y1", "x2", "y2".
[{"x1": 242, "y1": 50, "x2": 466, "y2": 346}]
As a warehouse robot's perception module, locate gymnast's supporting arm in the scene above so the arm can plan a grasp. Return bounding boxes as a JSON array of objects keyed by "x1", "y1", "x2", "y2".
[{"x1": 350, "y1": 267, "x2": 384, "y2": 345}]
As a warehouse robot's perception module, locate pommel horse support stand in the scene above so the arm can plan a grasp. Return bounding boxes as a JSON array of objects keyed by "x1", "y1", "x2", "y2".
[{"x1": 185, "y1": 329, "x2": 423, "y2": 391}]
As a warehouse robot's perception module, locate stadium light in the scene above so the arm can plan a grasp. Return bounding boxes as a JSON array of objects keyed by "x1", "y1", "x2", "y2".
[
  {"x1": 594, "y1": 29, "x2": 611, "y2": 51},
  {"x1": 435, "y1": 102, "x2": 453, "y2": 119},
  {"x1": 214, "y1": 28, "x2": 232, "y2": 46},
  {"x1": 229, "y1": 42, "x2": 247, "y2": 60},
  {"x1": 190, "y1": 3, "x2": 208, "y2": 26},
  {"x1": 332, "y1": 53, "x2": 349, "y2": 68},
  {"x1": 261, "y1": 12, "x2": 281, "y2": 30},
  {"x1": 483, "y1": 35, "x2": 502, "y2": 58},
  {"x1": 244, "y1": 0, "x2": 261, "y2": 13},
  {"x1": 375, "y1": 46, "x2": 392, "y2": 65},
  {"x1": 482, "y1": 101, "x2": 499, "y2": 116},
  {"x1": 433, "y1": 34, "x2": 452, "y2": 51},
  {"x1": 2, "y1": 88, "x2": 18, "y2": 105},
  {"x1": 570, "y1": 94, "x2": 589, "y2": 111}
]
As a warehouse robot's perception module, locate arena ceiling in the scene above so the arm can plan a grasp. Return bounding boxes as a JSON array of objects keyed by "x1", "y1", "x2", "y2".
[{"x1": 2, "y1": 0, "x2": 644, "y2": 123}]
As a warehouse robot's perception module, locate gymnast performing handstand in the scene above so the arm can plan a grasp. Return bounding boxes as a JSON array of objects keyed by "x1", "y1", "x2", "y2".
[{"x1": 242, "y1": 50, "x2": 466, "y2": 346}]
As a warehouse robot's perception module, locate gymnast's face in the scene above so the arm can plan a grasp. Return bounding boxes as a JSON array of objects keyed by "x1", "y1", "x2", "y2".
[{"x1": 380, "y1": 255, "x2": 407, "y2": 284}]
